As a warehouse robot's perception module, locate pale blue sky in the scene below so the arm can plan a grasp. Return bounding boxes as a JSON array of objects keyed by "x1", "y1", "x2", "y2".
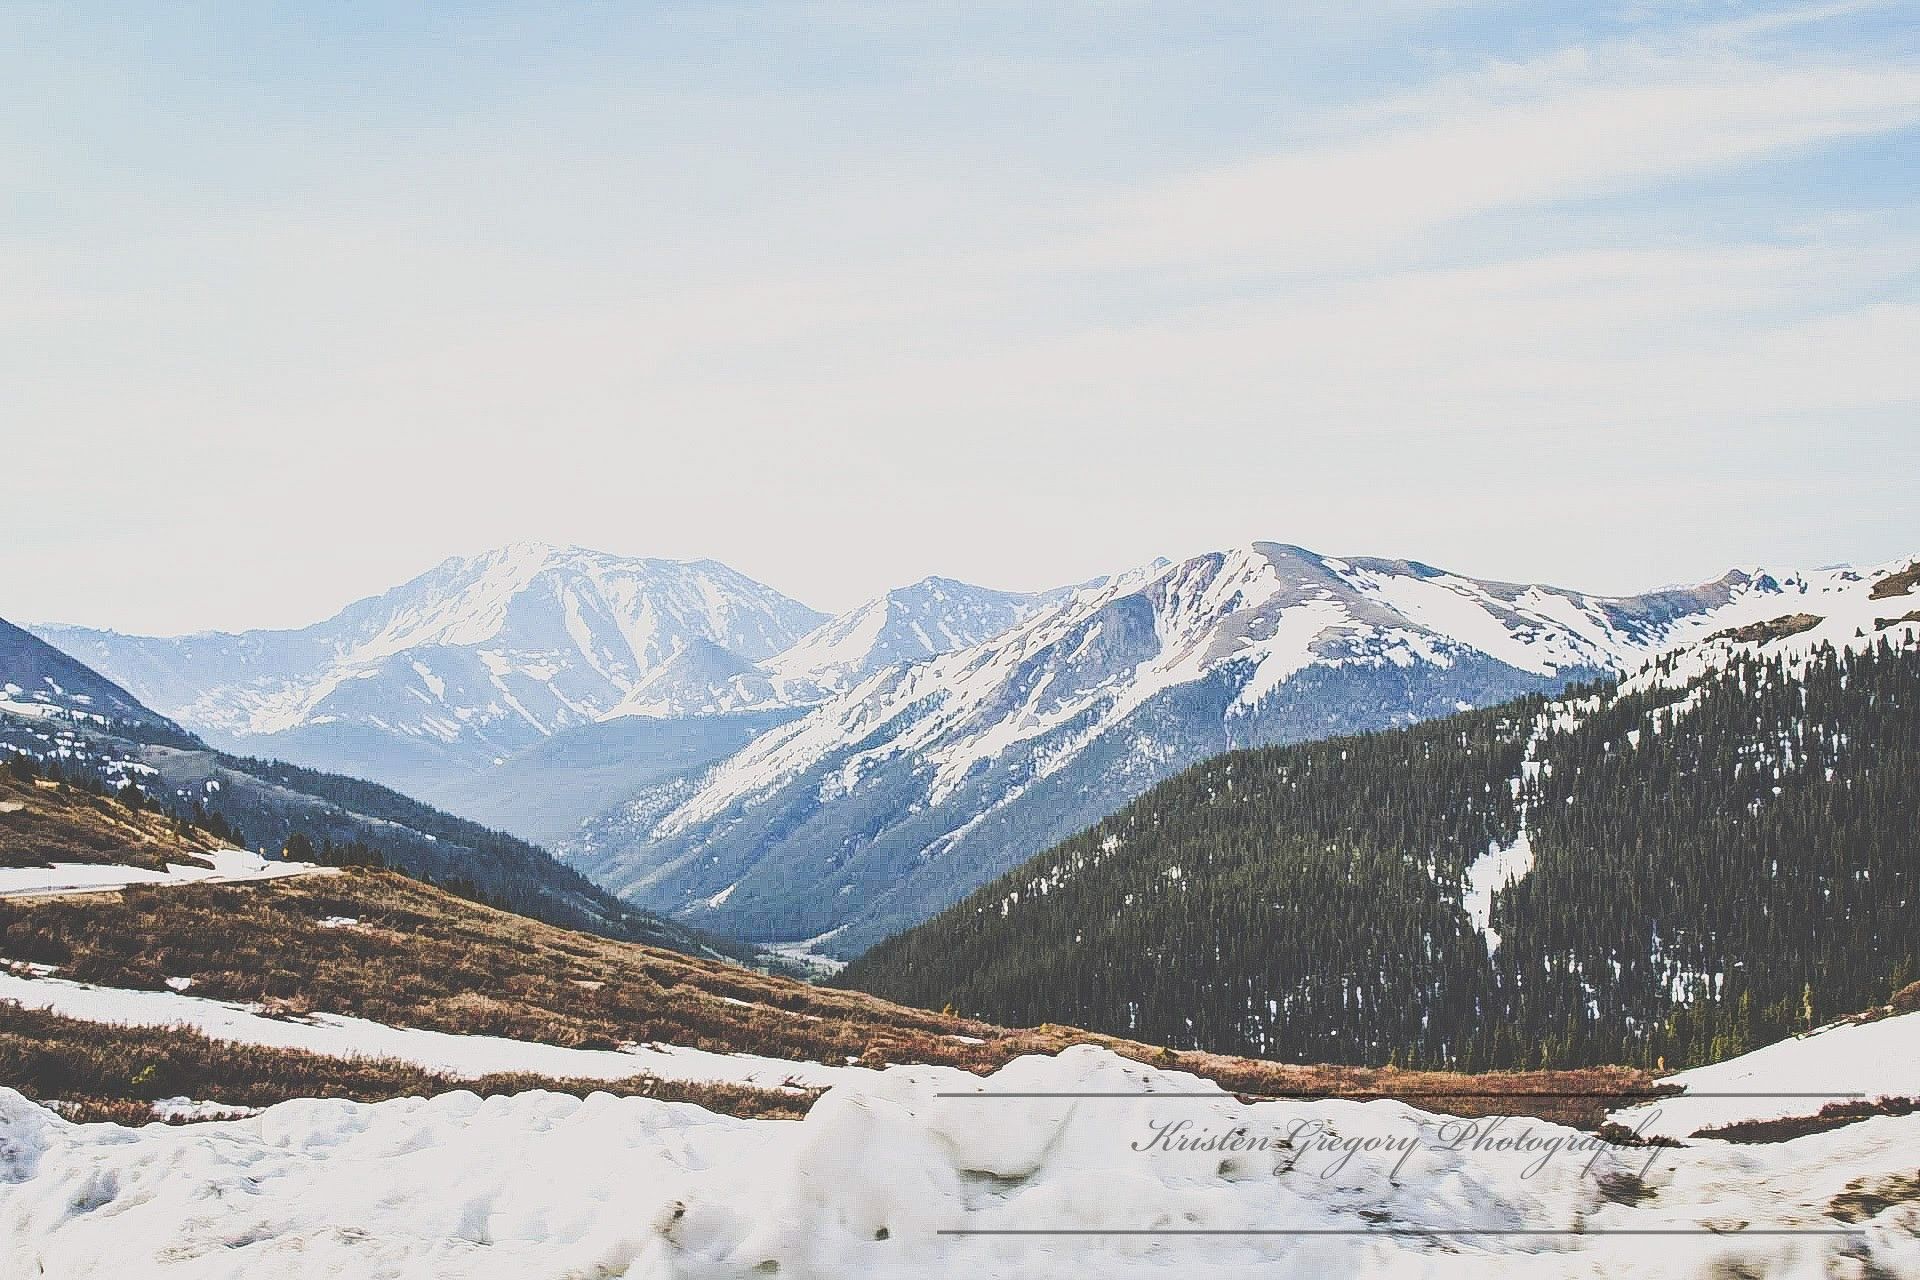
[{"x1": 4, "y1": 1, "x2": 1917, "y2": 631}]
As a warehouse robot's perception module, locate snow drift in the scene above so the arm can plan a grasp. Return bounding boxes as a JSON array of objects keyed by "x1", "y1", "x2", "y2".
[{"x1": 4, "y1": 1045, "x2": 1916, "y2": 1279}]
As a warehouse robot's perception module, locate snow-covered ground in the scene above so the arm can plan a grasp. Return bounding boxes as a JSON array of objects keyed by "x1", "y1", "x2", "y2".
[
  {"x1": 3, "y1": 1045, "x2": 1916, "y2": 1279},
  {"x1": 0, "y1": 848, "x2": 327, "y2": 899},
  {"x1": 0, "y1": 970, "x2": 853, "y2": 1092},
  {"x1": 1610, "y1": 1009, "x2": 1920, "y2": 1140},
  {"x1": 1619, "y1": 559, "x2": 1920, "y2": 699}
]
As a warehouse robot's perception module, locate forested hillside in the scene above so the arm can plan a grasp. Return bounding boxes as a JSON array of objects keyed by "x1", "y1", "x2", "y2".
[{"x1": 842, "y1": 635, "x2": 1920, "y2": 1072}]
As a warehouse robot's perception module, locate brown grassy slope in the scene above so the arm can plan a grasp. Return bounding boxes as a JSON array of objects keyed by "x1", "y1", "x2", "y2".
[
  {"x1": 1706, "y1": 613, "x2": 1822, "y2": 645},
  {"x1": 0, "y1": 769, "x2": 219, "y2": 871},
  {"x1": 1868, "y1": 560, "x2": 1920, "y2": 601},
  {"x1": 0, "y1": 1001, "x2": 812, "y2": 1123},
  {"x1": 0, "y1": 869, "x2": 1665, "y2": 1127}
]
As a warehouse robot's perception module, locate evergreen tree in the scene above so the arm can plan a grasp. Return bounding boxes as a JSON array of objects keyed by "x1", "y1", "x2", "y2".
[{"x1": 841, "y1": 641, "x2": 1920, "y2": 1072}]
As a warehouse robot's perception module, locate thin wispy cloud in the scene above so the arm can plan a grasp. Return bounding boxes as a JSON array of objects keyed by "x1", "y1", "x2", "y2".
[
  {"x1": 0, "y1": 3, "x2": 1914, "y2": 629},
  {"x1": 1700, "y1": 0, "x2": 1901, "y2": 41},
  {"x1": 1072, "y1": 55, "x2": 1920, "y2": 272}
]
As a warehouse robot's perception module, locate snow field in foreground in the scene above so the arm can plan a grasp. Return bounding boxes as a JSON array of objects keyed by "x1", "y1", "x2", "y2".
[{"x1": 3, "y1": 1045, "x2": 1918, "y2": 1280}]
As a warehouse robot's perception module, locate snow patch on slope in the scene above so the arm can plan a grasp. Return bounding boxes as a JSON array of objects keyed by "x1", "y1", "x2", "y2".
[
  {"x1": 1461, "y1": 830, "x2": 1534, "y2": 955},
  {"x1": 0, "y1": 849, "x2": 324, "y2": 899},
  {"x1": 0, "y1": 970, "x2": 848, "y2": 1092},
  {"x1": 1620, "y1": 558, "x2": 1920, "y2": 700},
  {"x1": 1610, "y1": 1009, "x2": 1920, "y2": 1141}
]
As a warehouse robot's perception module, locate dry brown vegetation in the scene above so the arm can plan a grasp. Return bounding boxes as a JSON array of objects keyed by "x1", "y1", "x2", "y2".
[
  {"x1": 0, "y1": 868, "x2": 1665, "y2": 1128},
  {"x1": 0, "y1": 1001, "x2": 813, "y2": 1123},
  {"x1": 1706, "y1": 613, "x2": 1823, "y2": 646},
  {"x1": 0, "y1": 768, "x2": 219, "y2": 871},
  {"x1": 1828, "y1": 1171, "x2": 1920, "y2": 1224},
  {"x1": 1868, "y1": 561, "x2": 1920, "y2": 601},
  {"x1": 1694, "y1": 1097, "x2": 1919, "y2": 1144}
]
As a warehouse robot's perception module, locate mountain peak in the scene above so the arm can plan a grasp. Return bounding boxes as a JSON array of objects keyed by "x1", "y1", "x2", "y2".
[
  {"x1": 761, "y1": 574, "x2": 1073, "y2": 700},
  {"x1": 27, "y1": 553, "x2": 828, "y2": 798},
  {"x1": 598, "y1": 545, "x2": 1920, "y2": 952}
]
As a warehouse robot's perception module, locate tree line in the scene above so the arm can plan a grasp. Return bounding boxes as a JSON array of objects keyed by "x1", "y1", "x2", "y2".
[{"x1": 841, "y1": 637, "x2": 1920, "y2": 1072}]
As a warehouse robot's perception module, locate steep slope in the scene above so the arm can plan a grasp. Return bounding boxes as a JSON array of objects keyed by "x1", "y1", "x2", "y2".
[
  {"x1": 33, "y1": 544, "x2": 826, "y2": 803},
  {"x1": 574, "y1": 543, "x2": 1839, "y2": 953},
  {"x1": 0, "y1": 759, "x2": 221, "y2": 872},
  {"x1": 0, "y1": 616, "x2": 725, "y2": 953},
  {"x1": 581, "y1": 576, "x2": 1072, "y2": 720},
  {"x1": 840, "y1": 557, "x2": 1920, "y2": 1071},
  {"x1": 0, "y1": 851, "x2": 1664, "y2": 1123},
  {"x1": 0, "y1": 619, "x2": 193, "y2": 746}
]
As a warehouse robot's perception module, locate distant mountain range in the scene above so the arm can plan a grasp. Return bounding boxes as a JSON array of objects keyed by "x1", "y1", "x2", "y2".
[
  {"x1": 840, "y1": 556, "x2": 1920, "y2": 1069},
  {"x1": 32, "y1": 541, "x2": 1915, "y2": 958},
  {"x1": 30, "y1": 550, "x2": 1077, "y2": 836},
  {"x1": 0, "y1": 615, "x2": 732, "y2": 956},
  {"x1": 33, "y1": 544, "x2": 827, "y2": 805},
  {"x1": 565, "y1": 544, "x2": 1874, "y2": 954}
]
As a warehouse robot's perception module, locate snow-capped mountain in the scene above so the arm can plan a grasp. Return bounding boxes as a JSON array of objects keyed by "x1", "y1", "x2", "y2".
[
  {"x1": 595, "y1": 637, "x2": 786, "y2": 721},
  {"x1": 1618, "y1": 556, "x2": 1920, "y2": 697},
  {"x1": 758, "y1": 576, "x2": 1074, "y2": 703},
  {"x1": 449, "y1": 575, "x2": 1078, "y2": 838},
  {"x1": 585, "y1": 576, "x2": 1075, "y2": 721},
  {"x1": 839, "y1": 554, "x2": 1920, "y2": 1069},
  {"x1": 566, "y1": 543, "x2": 1895, "y2": 954},
  {"x1": 32, "y1": 544, "x2": 828, "y2": 802},
  {"x1": 29, "y1": 549, "x2": 1072, "y2": 828}
]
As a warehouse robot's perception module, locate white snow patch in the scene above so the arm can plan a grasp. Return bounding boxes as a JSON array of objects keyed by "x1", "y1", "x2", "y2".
[
  {"x1": 3, "y1": 1045, "x2": 1918, "y2": 1277},
  {"x1": 1461, "y1": 829, "x2": 1534, "y2": 955},
  {"x1": 409, "y1": 660, "x2": 447, "y2": 700},
  {"x1": 0, "y1": 971, "x2": 850, "y2": 1093},
  {"x1": 1610, "y1": 1009, "x2": 1920, "y2": 1140},
  {"x1": 0, "y1": 849, "x2": 326, "y2": 899}
]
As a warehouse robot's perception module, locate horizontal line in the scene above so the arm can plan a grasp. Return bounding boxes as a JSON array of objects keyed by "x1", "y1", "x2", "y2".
[
  {"x1": 937, "y1": 1228, "x2": 1866, "y2": 1237},
  {"x1": 935, "y1": 1091, "x2": 1866, "y2": 1099}
]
